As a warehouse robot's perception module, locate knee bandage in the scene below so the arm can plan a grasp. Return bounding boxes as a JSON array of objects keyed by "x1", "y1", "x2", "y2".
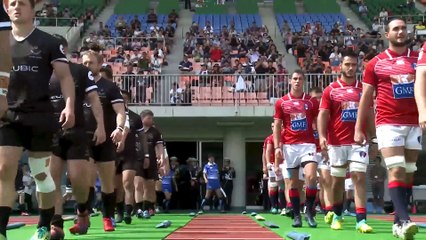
[
  {"x1": 28, "y1": 157, "x2": 56, "y2": 193},
  {"x1": 330, "y1": 167, "x2": 346, "y2": 177},
  {"x1": 349, "y1": 161, "x2": 367, "y2": 173},
  {"x1": 405, "y1": 162, "x2": 417, "y2": 173},
  {"x1": 384, "y1": 156, "x2": 406, "y2": 170}
]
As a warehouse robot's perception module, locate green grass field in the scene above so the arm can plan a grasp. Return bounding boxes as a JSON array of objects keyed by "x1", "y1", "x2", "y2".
[
  {"x1": 252, "y1": 213, "x2": 426, "y2": 240},
  {"x1": 6, "y1": 213, "x2": 426, "y2": 240},
  {"x1": 7, "y1": 214, "x2": 192, "y2": 240}
]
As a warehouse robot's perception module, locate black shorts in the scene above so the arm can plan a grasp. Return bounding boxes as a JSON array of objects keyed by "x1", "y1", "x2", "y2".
[
  {"x1": 52, "y1": 128, "x2": 89, "y2": 160},
  {"x1": 115, "y1": 150, "x2": 137, "y2": 174},
  {"x1": 89, "y1": 138, "x2": 116, "y2": 162},
  {"x1": 0, "y1": 122, "x2": 54, "y2": 152},
  {"x1": 136, "y1": 157, "x2": 158, "y2": 180}
]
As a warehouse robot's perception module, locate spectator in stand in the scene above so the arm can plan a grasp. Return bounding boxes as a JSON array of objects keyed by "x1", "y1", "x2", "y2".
[
  {"x1": 130, "y1": 15, "x2": 141, "y2": 30},
  {"x1": 169, "y1": 82, "x2": 182, "y2": 106},
  {"x1": 121, "y1": 64, "x2": 136, "y2": 92},
  {"x1": 210, "y1": 44, "x2": 222, "y2": 62},
  {"x1": 179, "y1": 55, "x2": 193, "y2": 72},
  {"x1": 329, "y1": 46, "x2": 342, "y2": 67},
  {"x1": 138, "y1": 52, "x2": 151, "y2": 71},
  {"x1": 151, "y1": 53, "x2": 162, "y2": 73},
  {"x1": 358, "y1": 3, "x2": 368, "y2": 16},
  {"x1": 115, "y1": 16, "x2": 127, "y2": 33},
  {"x1": 379, "y1": 8, "x2": 388, "y2": 24},
  {"x1": 168, "y1": 9, "x2": 179, "y2": 24},
  {"x1": 147, "y1": 9, "x2": 158, "y2": 24}
]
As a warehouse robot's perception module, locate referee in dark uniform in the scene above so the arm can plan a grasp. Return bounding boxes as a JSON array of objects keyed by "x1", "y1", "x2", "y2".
[
  {"x1": 135, "y1": 110, "x2": 164, "y2": 218},
  {"x1": 48, "y1": 35, "x2": 106, "y2": 239},
  {"x1": 0, "y1": 0, "x2": 12, "y2": 119},
  {"x1": 82, "y1": 50, "x2": 126, "y2": 232},
  {"x1": 115, "y1": 90, "x2": 142, "y2": 224},
  {"x1": 0, "y1": 0, "x2": 76, "y2": 239}
]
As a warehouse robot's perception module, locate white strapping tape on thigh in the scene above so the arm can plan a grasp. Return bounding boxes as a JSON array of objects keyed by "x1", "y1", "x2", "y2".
[
  {"x1": 349, "y1": 161, "x2": 367, "y2": 173},
  {"x1": 384, "y1": 156, "x2": 405, "y2": 169},
  {"x1": 28, "y1": 157, "x2": 56, "y2": 193},
  {"x1": 330, "y1": 167, "x2": 346, "y2": 177},
  {"x1": 268, "y1": 181, "x2": 278, "y2": 188},
  {"x1": 405, "y1": 162, "x2": 417, "y2": 173}
]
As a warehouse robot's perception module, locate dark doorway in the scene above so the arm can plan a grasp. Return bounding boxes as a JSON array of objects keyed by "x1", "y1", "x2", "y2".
[
  {"x1": 166, "y1": 141, "x2": 197, "y2": 164},
  {"x1": 246, "y1": 142, "x2": 263, "y2": 206}
]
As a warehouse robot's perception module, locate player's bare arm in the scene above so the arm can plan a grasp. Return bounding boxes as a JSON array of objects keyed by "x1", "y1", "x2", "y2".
[
  {"x1": 53, "y1": 61, "x2": 76, "y2": 129},
  {"x1": 262, "y1": 147, "x2": 267, "y2": 176},
  {"x1": 111, "y1": 102, "x2": 126, "y2": 143},
  {"x1": 415, "y1": 64, "x2": 426, "y2": 129},
  {"x1": 317, "y1": 109, "x2": 330, "y2": 159},
  {"x1": 155, "y1": 142, "x2": 164, "y2": 167},
  {"x1": 273, "y1": 119, "x2": 282, "y2": 166},
  {"x1": 0, "y1": 30, "x2": 12, "y2": 118},
  {"x1": 354, "y1": 84, "x2": 375, "y2": 145},
  {"x1": 87, "y1": 91, "x2": 106, "y2": 145}
]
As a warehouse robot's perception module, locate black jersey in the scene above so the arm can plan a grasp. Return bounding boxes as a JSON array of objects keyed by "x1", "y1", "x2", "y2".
[
  {"x1": 138, "y1": 127, "x2": 163, "y2": 160},
  {"x1": 9, "y1": 28, "x2": 68, "y2": 113},
  {"x1": 50, "y1": 63, "x2": 97, "y2": 128},
  {"x1": 0, "y1": 3, "x2": 11, "y2": 31},
  {"x1": 122, "y1": 109, "x2": 143, "y2": 154},
  {"x1": 84, "y1": 77, "x2": 124, "y2": 134}
]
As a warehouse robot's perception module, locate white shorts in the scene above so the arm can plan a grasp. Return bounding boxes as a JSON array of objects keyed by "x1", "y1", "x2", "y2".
[
  {"x1": 316, "y1": 152, "x2": 330, "y2": 170},
  {"x1": 267, "y1": 163, "x2": 283, "y2": 182},
  {"x1": 65, "y1": 187, "x2": 73, "y2": 194},
  {"x1": 282, "y1": 144, "x2": 317, "y2": 169},
  {"x1": 281, "y1": 161, "x2": 305, "y2": 181},
  {"x1": 328, "y1": 145, "x2": 369, "y2": 167},
  {"x1": 376, "y1": 125, "x2": 422, "y2": 150},
  {"x1": 345, "y1": 178, "x2": 354, "y2": 191}
]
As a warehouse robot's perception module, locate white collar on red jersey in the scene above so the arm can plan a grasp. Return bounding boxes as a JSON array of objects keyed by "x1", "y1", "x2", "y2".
[
  {"x1": 287, "y1": 92, "x2": 305, "y2": 100},
  {"x1": 336, "y1": 78, "x2": 360, "y2": 88},
  {"x1": 384, "y1": 48, "x2": 411, "y2": 60}
]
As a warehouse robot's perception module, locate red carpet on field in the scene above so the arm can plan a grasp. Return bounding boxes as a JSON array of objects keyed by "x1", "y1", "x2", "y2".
[
  {"x1": 370, "y1": 215, "x2": 426, "y2": 222},
  {"x1": 166, "y1": 215, "x2": 283, "y2": 240},
  {"x1": 9, "y1": 216, "x2": 38, "y2": 225}
]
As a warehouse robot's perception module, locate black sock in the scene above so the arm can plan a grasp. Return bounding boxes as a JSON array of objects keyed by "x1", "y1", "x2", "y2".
[
  {"x1": 389, "y1": 181, "x2": 410, "y2": 221},
  {"x1": 345, "y1": 199, "x2": 353, "y2": 211},
  {"x1": 164, "y1": 200, "x2": 170, "y2": 211},
  {"x1": 18, "y1": 204, "x2": 25, "y2": 212},
  {"x1": 116, "y1": 201, "x2": 124, "y2": 216},
  {"x1": 305, "y1": 186, "x2": 317, "y2": 215},
  {"x1": 51, "y1": 214, "x2": 64, "y2": 229},
  {"x1": 406, "y1": 184, "x2": 413, "y2": 207},
  {"x1": 289, "y1": 188, "x2": 300, "y2": 217},
  {"x1": 101, "y1": 192, "x2": 116, "y2": 218},
  {"x1": 86, "y1": 187, "x2": 95, "y2": 211},
  {"x1": 136, "y1": 202, "x2": 143, "y2": 211},
  {"x1": 355, "y1": 207, "x2": 367, "y2": 223},
  {"x1": 125, "y1": 204, "x2": 133, "y2": 215},
  {"x1": 0, "y1": 207, "x2": 11, "y2": 237},
  {"x1": 77, "y1": 202, "x2": 88, "y2": 214},
  {"x1": 38, "y1": 207, "x2": 55, "y2": 229},
  {"x1": 333, "y1": 202, "x2": 344, "y2": 217}
]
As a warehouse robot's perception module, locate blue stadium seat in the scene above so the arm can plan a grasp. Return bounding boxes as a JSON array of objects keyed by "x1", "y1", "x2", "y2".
[
  {"x1": 191, "y1": 14, "x2": 262, "y2": 33},
  {"x1": 275, "y1": 13, "x2": 346, "y2": 34}
]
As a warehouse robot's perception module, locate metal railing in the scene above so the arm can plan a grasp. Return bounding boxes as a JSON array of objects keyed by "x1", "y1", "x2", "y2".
[
  {"x1": 113, "y1": 73, "x2": 363, "y2": 106},
  {"x1": 34, "y1": 17, "x2": 79, "y2": 27}
]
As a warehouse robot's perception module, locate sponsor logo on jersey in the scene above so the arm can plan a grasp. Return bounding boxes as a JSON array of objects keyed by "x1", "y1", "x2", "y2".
[
  {"x1": 390, "y1": 74, "x2": 414, "y2": 99},
  {"x1": 341, "y1": 101, "x2": 359, "y2": 122},
  {"x1": 12, "y1": 65, "x2": 39, "y2": 72},
  {"x1": 290, "y1": 112, "x2": 307, "y2": 131}
]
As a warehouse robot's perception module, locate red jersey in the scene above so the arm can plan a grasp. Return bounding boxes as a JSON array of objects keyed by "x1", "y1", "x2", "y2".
[
  {"x1": 263, "y1": 134, "x2": 274, "y2": 164},
  {"x1": 274, "y1": 92, "x2": 319, "y2": 144},
  {"x1": 363, "y1": 48, "x2": 418, "y2": 126},
  {"x1": 320, "y1": 79, "x2": 362, "y2": 145}
]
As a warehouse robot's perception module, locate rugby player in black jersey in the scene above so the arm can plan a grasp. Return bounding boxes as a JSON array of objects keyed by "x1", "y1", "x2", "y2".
[
  {"x1": 114, "y1": 90, "x2": 143, "y2": 224},
  {"x1": 135, "y1": 110, "x2": 164, "y2": 218},
  {"x1": 0, "y1": 0, "x2": 12, "y2": 118},
  {"x1": 0, "y1": 1, "x2": 75, "y2": 239},
  {"x1": 82, "y1": 50, "x2": 126, "y2": 232},
  {"x1": 48, "y1": 35, "x2": 106, "y2": 239}
]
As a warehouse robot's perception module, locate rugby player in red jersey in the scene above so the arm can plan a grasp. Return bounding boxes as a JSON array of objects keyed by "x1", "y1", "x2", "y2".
[
  {"x1": 273, "y1": 70, "x2": 319, "y2": 228},
  {"x1": 355, "y1": 18, "x2": 419, "y2": 239},
  {"x1": 318, "y1": 51, "x2": 373, "y2": 233}
]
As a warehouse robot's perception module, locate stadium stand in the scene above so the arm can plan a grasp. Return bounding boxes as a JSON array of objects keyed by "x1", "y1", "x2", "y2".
[
  {"x1": 114, "y1": 0, "x2": 150, "y2": 15},
  {"x1": 273, "y1": 0, "x2": 297, "y2": 14},
  {"x1": 195, "y1": 0, "x2": 228, "y2": 14},
  {"x1": 349, "y1": 0, "x2": 422, "y2": 26},
  {"x1": 191, "y1": 14, "x2": 262, "y2": 33},
  {"x1": 156, "y1": 0, "x2": 180, "y2": 15},
  {"x1": 105, "y1": 14, "x2": 177, "y2": 37},
  {"x1": 235, "y1": 0, "x2": 259, "y2": 14},
  {"x1": 303, "y1": 0, "x2": 340, "y2": 14},
  {"x1": 276, "y1": 13, "x2": 347, "y2": 34}
]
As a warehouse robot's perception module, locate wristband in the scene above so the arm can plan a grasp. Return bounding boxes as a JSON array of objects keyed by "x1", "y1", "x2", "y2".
[
  {"x1": 117, "y1": 126, "x2": 124, "y2": 132},
  {"x1": 370, "y1": 137, "x2": 378, "y2": 144},
  {"x1": 274, "y1": 147, "x2": 280, "y2": 150},
  {"x1": 145, "y1": 154, "x2": 150, "y2": 158},
  {"x1": 0, "y1": 71, "x2": 10, "y2": 78}
]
